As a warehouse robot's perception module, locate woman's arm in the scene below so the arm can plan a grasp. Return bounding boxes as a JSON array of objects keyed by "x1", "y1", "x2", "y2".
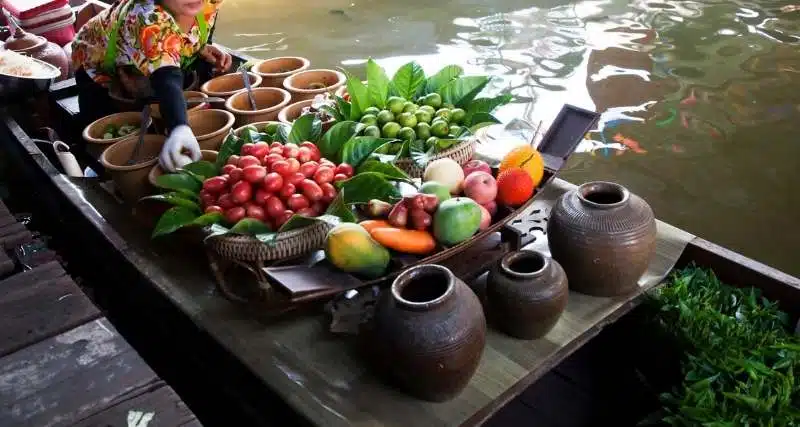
[{"x1": 150, "y1": 67, "x2": 188, "y2": 132}]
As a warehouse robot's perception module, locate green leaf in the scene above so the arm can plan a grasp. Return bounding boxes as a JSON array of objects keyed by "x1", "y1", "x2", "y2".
[
  {"x1": 438, "y1": 76, "x2": 490, "y2": 109},
  {"x1": 410, "y1": 139, "x2": 435, "y2": 168},
  {"x1": 152, "y1": 206, "x2": 199, "y2": 238},
  {"x1": 465, "y1": 94, "x2": 513, "y2": 123},
  {"x1": 155, "y1": 173, "x2": 202, "y2": 193},
  {"x1": 318, "y1": 121, "x2": 365, "y2": 162},
  {"x1": 334, "y1": 95, "x2": 351, "y2": 121},
  {"x1": 216, "y1": 131, "x2": 244, "y2": 169},
  {"x1": 343, "y1": 71, "x2": 370, "y2": 121},
  {"x1": 425, "y1": 65, "x2": 463, "y2": 95},
  {"x1": 192, "y1": 212, "x2": 223, "y2": 226},
  {"x1": 229, "y1": 218, "x2": 273, "y2": 235},
  {"x1": 357, "y1": 159, "x2": 412, "y2": 182},
  {"x1": 391, "y1": 61, "x2": 426, "y2": 101},
  {"x1": 341, "y1": 136, "x2": 397, "y2": 168},
  {"x1": 366, "y1": 58, "x2": 391, "y2": 109},
  {"x1": 279, "y1": 114, "x2": 323, "y2": 144},
  {"x1": 334, "y1": 172, "x2": 402, "y2": 204},
  {"x1": 325, "y1": 191, "x2": 357, "y2": 223},
  {"x1": 278, "y1": 214, "x2": 341, "y2": 233},
  {"x1": 204, "y1": 223, "x2": 230, "y2": 240},
  {"x1": 181, "y1": 160, "x2": 218, "y2": 179},
  {"x1": 140, "y1": 192, "x2": 201, "y2": 211},
  {"x1": 466, "y1": 111, "x2": 501, "y2": 129},
  {"x1": 240, "y1": 127, "x2": 261, "y2": 143}
]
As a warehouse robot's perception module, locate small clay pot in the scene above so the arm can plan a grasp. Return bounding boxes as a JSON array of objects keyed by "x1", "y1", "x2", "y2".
[
  {"x1": 486, "y1": 250, "x2": 568, "y2": 339},
  {"x1": 368, "y1": 264, "x2": 486, "y2": 402},
  {"x1": 277, "y1": 99, "x2": 336, "y2": 132},
  {"x1": 149, "y1": 150, "x2": 218, "y2": 188},
  {"x1": 233, "y1": 121, "x2": 281, "y2": 137},
  {"x1": 251, "y1": 56, "x2": 311, "y2": 88},
  {"x1": 5, "y1": 27, "x2": 69, "y2": 81},
  {"x1": 82, "y1": 111, "x2": 152, "y2": 159},
  {"x1": 100, "y1": 134, "x2": 165, "y2": 205},
  {"x1": 282, "y1": 69, "x2": 346, "y2": 102},
  {"x1": 187, "y1": 109, "x2": 235, "y2": 151},
  {"x1": 547, "y1": 181, "x2": 657, "y2": 296},
  {"x1": 224, "y1": 87, "x2": 291, "y2": 127},
  {"x1": 201, "y1": 72, "x2": 262, "y2": 108}
]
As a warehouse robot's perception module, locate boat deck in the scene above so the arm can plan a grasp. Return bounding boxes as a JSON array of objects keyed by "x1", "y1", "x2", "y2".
[{"x1": 0, "y1": 198, "x2": 202, "y2": 427}]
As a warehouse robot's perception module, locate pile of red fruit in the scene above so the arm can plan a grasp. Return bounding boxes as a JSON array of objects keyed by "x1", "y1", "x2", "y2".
[{"x1": 199, "y1": 141, "x2": 354, "y2": 229}]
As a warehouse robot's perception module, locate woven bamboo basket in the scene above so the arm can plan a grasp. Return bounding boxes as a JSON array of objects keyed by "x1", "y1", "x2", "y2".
[
  {"x1": 394, "y1": 137, "x2": 476, "y2": 178},
  {"x1": 205, "y1": 219, "x2": 334, "y2": 262}
]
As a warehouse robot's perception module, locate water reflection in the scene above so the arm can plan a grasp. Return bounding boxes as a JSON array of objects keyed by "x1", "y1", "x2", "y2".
[{"x1": 216, "y1": 0, "x2": 800, "y2": 275}]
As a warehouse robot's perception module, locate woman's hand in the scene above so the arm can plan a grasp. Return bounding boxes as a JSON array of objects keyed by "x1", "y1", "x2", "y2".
[
  {"x1": 200, "y1": 44, "x2": 232, "y2": 74},
  {"x1": 160, "y1": 125, "x2": 202, "y2": 172}
]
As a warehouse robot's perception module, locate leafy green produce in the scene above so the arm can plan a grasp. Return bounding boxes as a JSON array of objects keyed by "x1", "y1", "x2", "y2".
[
  {"x1": 646, "y1": 266, "x2": 800, "y2": 426},
  {"x1": 102, "y1": 123, "x2": 138, "y2": 140}
]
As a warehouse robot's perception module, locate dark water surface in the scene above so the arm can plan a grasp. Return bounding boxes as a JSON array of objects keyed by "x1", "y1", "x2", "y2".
[{"x1": 216, "y1": 0, "x2": 800, "y2": 275}]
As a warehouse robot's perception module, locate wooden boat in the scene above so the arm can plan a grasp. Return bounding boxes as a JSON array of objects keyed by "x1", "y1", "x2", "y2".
[{"x1": 0, "y1": 2, "x2": 797, "y2": 426}]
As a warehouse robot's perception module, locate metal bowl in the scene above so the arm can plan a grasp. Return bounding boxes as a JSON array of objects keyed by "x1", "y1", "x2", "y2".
[{"x1": 0, "y1": 53, "x2": 61, "y2": 101}]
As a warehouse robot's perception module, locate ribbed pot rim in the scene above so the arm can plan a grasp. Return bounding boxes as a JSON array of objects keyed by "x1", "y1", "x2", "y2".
[
  {"x1": 500, "y1": 250, "x2": 549, "y2": 279},
  {"x1": 391, "y1": 264, "x2": 455, "y2": 311},
  {"x1": 577, "y1": 181, "x2": 630, "y2": 210}
]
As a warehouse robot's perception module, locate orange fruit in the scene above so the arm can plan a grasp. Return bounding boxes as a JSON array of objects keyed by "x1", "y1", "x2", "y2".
[
  {"x1": 496, "y1": 167, "x2": 534, "y2": 207},
  {"x1": 499, "y1": 145, "x2": 544, "y2": 188}
]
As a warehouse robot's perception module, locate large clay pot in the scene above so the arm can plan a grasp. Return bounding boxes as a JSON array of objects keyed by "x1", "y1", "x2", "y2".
[
  {"x1": 282, "y1": 69, "x2": 346, "y2": 102},
  {"x1": 186, "y1": 109, "x2": 235, "y2": 150},
  {"x1": 201, "y1": 72, "x2": 262, "y2": 109},
  {"x1": 277, "y1": 99, "x2": 335, "y2": 133},
  {"x1": 486, "y1": 250, "x2": 568, "y2": 339},
  {"x1": 224, "y1": 87, "x2": 291, "y2": 127},
  {"x1": 82, "y1": 111, "x2": 152, "y2": 159},
  {"x1": 100, "y1": 134, "x2": 166, "y2": 205},
  {"x1": 368, "y1": 264, "x2": 486, "y2": 402},
  {"x1": 251, "y1": 56, "x2": 310, "y2": 88},
  {"x1": 4, "y1": 27, "x2": 69, "y2": 81},
  {"x1": 547, "y1": 181, "x2": 657, "y2": 296}
]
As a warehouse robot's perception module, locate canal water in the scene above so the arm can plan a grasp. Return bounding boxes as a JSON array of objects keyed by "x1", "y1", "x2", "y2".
[{"x1": 215, "y1": 0, "x2": 800, "y2": 276}]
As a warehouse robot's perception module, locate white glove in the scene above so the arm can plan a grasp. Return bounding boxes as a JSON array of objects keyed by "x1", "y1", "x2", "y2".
[{"x1": 159, "y1": 124, "x2": 201, "y2": 172}]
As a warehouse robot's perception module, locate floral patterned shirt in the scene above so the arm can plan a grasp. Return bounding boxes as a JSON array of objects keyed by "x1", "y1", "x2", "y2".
[{"x1": 72, "y1": 0, "x2": 223, "y2": 86}]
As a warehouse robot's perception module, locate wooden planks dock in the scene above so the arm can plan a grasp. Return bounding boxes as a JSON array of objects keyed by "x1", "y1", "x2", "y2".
[{"x1": 0, "y1": 199, "x2": 202, "y2": 427}]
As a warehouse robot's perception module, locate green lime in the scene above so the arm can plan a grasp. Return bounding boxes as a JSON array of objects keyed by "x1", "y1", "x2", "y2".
[
  {"x1": 402, "y1": 102, "x2": 419, "y2": 114},
  {"x1": 377, "y1": 110, "x2": 395, "y2": 125},
  {"x1": 418, "y1": 105, "x2": 435, "y2": 115},
  {"x1": 449, "y1": 125, "x2": 463, "y2": 137},
  {"x1": 263, "y1": 122, "x2": 280, "y2": 134},
  {"x1": 450, "y1": 108, "x2": 466, "y2": 124},
  {"x1": 425, "y1": 136, "x2": 440, "y2": 149},
  {"x1": 414, "y1": 109, "x2": 433, "y2": 124},
  {"x1": 435, "y1": 108, "x2": 451, "y2": 122},
  {"x1": 387, "y1": 96, "x2": 406, "y2": 115},
  {"x1": 397, "y1": 112, "x2": 418, "y2": 128},
  {"x1": 381, "y1": 122, "x2": 401, "y2": 138},
  {"x1": 443, "y1": 103, "x2": 455, "y2": 110},
  {"x1": 360, "y1": 114, "x2": 378, "y2": 126},
  {"x1": 363, "y1": 125, "x2": 381, "y2": 138},
  {"x1": 423, "y1": 93, "x2": 442, "y2": 109},
  {"x1": 415, "y1": 122, "x2": 431, "y2": 140},
  {"x1": 363, "y1": 106, "x2": 381, "y2": 116},
  {"x1": 430, "y1": 120, "x2": 449, "y2": 138},
  {"x1": 398, "y1": 127, "x2": 416, "y2": 142}
]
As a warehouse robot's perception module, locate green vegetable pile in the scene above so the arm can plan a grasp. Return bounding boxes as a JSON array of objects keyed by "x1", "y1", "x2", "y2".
[
  {"x1": 102, "y1": 123, "x2": 137, "y2": 140},
  {"x1": 647, "y1": 266, "x2": 800, "y2": 426}
]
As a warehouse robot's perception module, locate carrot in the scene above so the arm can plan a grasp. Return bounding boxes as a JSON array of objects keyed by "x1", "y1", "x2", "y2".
[
  {"x1": 359, "y1": 220, "x2": 391, "y2": 233},
  {"x1": 369, "y1": 227, "x2": 436, "y2": 255}
]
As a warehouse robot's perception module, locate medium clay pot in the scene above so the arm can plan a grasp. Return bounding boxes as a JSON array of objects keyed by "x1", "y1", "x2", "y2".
[
  {"x1": 277, "y1": 99, "x2": 335, "y2": 132},
  {"x1": 149, "y1": 150, "x2": 218, "y2": 188},
  {"x1": 547, "y1": 181, "x2": 657, "y2": 296},
  {"x1": 368, "y1": 264, "x2": 486, "y2": 402},
  {"x1": 224, "y1": 87, "x2": 291, "y2": 127},
  {"x1": 201, "y1": 72, "x2": 262, "y2": 108},
  {"x1": 282, "y1": 69, "x2": 346, "y2": 102},
  {"x1": 4, "y1": 27, "x2": 69, "y2": 81},
  {"x1": 187, "y1": 109, "x2": 235, "y2": 151},
  {"x1": 100, "y1": 134, "x2": 166, "y2": 205},
  {"x1": 251, "y1": 56, "x2": 310, "y2": 88},
  {"x1": 486, "y1": 250, "x2": 568, "y2": 339},
  {"x1": 82, "y1": 111, "x2": 152, "y2": 159}
]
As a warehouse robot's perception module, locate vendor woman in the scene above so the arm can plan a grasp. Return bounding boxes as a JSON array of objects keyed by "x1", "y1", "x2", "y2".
[{"x1": 71, "y1": 0, "x2": 232, "y2": 171}]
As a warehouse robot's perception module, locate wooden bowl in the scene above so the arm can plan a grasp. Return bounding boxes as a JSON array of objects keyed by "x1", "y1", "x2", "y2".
[
  {"x1": 100, "y1": 134, "x2": 165, "y2": 205},
  {"x1": 251, "y1": 56, "x2": 311, "y2": 88},
  {"x1": 82, "y1": 111, "x2": 151, "y2": 159},
  {"x1": 201, "y1": 72, "x2": 263, "y2": 108},
  {"x1": 148, "y1": 150, "x2": 218, "y2": 188},
  {"x1": 282, "y1": 69, "x2": 346, "y2": 102},
  {"x1": 187, "y1": 109, "x2": 236, "y2": 151},
  {"x1": 224, "y1": 87, "x2": 291, "y2": 127},
  {"x1": 277, "y1": 99, "x2": 335, "y2": 132}
]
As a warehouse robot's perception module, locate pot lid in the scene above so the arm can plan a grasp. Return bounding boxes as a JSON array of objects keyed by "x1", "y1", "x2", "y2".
[{"x1": 4, "y1": 27, "x2": 43, "y2": 51}]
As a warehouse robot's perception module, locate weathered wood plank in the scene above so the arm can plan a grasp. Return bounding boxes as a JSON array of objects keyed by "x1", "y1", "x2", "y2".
[
  {"x1": 0, "y1": 221, "x2": 33, "y2": 250},
  {"x1": 0, "y1": 248, "x2": 14, "y2": 275},
  {"x1": 0, "y1": 319, "x2": 161, "y2": 427},
  {"x1": 72, "y1": 383, "x2": 200, "y2": 427},
  {"x1": 0, "y1": 260, "x2": 101, "y2": 357}
]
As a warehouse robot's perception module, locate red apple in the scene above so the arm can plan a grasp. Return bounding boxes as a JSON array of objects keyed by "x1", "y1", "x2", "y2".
[
  {"x1": 463, "y1": 171, "x2": 497, "y2": 205},
  {"x1": 462, "y1": 159, "x2": 492, "y2": 179},
  {"x1": 481, "y1": 200, "x2": 497, "y2": 216},
  {"x1": 478, "y1": 204, "x2": 492, "y2": 230}
]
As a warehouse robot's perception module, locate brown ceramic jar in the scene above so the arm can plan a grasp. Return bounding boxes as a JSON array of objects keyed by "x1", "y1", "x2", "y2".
[
  {"x1": 486, "y1": 250, "x2": 568, "y2": 339},
  {"x1": 4, "y1": 28, "x2": 70, "y2": 81},
  {"x1": 547, "y1": 181, "x2": 657, "y2": 297},
  {"x1": 369, "y1": 264, "x2": 486, "y2": 402}
]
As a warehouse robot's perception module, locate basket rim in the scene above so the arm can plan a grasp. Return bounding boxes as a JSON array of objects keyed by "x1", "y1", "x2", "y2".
[
  {"x1": 394, "y1": 137, "x2": 475, "y2": 166},
  {"x1": 203, "y1": 218, "x2": 331, "y2": 245}
]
